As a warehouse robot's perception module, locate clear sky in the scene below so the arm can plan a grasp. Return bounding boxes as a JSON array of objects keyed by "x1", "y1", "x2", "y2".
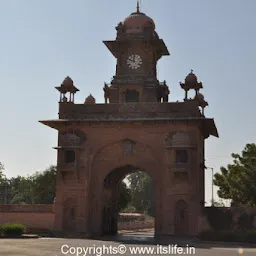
[{"x1": 0, "y1": 0, "x2": 255, "y2": 206}]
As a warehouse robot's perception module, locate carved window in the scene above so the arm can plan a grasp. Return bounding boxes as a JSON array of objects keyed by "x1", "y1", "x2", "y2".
[
  {"x1": 175, "y1": 150, "x2": 188, "y2": 164},
  {"x1": 125, "y1": 90, "x2": 139, "y2": 103},
  {"x1": 64, "y1": 150, "x2": 75, "y2": 163}
]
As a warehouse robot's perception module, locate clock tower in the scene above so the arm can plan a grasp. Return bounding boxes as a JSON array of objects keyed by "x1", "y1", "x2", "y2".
[
  {"x1": 103, "y1": 3, "x2": 170, "y2": 103},
  {"x1": 39, "y1": 1, "x2": 219, "y2": 238}
]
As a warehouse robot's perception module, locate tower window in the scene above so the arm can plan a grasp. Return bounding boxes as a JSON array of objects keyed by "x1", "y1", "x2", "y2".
[
  {"x1": 125, "y1": 90, "x2": 139, "y2": 102},
  {"x1": 65, "y1": 150, "x2": 76, "y2": 163},
  {"x1": 175, "y1": 150, "x2": 188, "y2": 164}
]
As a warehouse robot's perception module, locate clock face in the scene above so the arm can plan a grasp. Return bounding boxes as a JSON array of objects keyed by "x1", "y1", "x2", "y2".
[{"x1": 127, "y1": 54, "x2": 142, "y2": 70}]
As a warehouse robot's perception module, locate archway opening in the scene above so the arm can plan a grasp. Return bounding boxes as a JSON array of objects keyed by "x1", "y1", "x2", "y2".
[{"x1": 101, "y1": 165, "x2": 155, "y2": 237}]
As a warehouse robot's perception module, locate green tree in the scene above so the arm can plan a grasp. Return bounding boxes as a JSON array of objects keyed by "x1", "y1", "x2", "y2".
[
  {"x1": 213, "y1": 143, "x2": 256, "y2": 207},
  {"x1": 9, "y1": 166, "x2": 56, "y2": 204},
  {"x1": 118, "y1": 181, "x2": 131, "y2": 211},
  {"x1": 0, "y1": 163, "x2": 5, "y2": 202},
  {"x1": 0, "y1": 162, "x2": 4, "y2": 180},
  {"x1": 127, "y1": 171, "x2": 154, "y2": 216},
  {"x1": 10, "y1": 176, "x2": 34, "y2": 204},
  {"x1": 30, "y1": 165, "x2": 56, "y2": 204},
  {"x1": 212, "y1": 200, "x2": 225, "y2": 207}
]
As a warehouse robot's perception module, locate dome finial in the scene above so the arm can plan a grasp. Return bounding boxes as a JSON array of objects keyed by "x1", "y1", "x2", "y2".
[{"x1": 136, "y1": 0, "x2": 140, "y2": 13}]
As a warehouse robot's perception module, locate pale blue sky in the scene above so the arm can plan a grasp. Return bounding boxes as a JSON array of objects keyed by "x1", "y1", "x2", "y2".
[{"x1": 0, "y1": 0, "x2": 255, "y2": 205}]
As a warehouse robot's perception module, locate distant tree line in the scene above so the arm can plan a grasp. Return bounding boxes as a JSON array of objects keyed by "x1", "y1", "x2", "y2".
[{"x1": 0, "y1": 165, "x2": 56, "y2": 204}]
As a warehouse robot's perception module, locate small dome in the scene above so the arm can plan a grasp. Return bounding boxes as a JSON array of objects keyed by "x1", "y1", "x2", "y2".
[
  {"x1": 122, "y1": 10, "x2": 155, "y2": 34},
  {"x1": 85, "y1": 94, "x2": 95, "y2": 104},
  {"x1": 195, "y1": 93, "x2": 204, "y2": 101},
  {"x1": 61, "y1": 76, "x2": 74, "y2": 87},
  {"x1": 185, "y1": 70, "x2": 198, "y2": 84}
]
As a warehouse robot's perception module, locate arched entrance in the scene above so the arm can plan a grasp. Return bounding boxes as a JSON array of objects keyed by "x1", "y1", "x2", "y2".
[
  {"x1": 101, "y1": 165, "x2": 155, "y2": 236},
  {"x1": 87, "y1": 139, "x2": 161, "y2": 237}
]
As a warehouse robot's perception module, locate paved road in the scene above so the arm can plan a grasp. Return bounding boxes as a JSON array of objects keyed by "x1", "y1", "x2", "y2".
[{"x1": 0, "y1": 234, "x2": 255, "y2": 256}]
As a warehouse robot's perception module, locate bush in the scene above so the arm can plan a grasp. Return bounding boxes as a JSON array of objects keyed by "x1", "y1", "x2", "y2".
[
  {"x1": 199, "y1": 230, "x2": 256, "y2": 244},
  {"x1": 237, "y1": 213, "x2": 253, "y2": 230},
  {"x1": 0, "y1": 224, "x2": 3, "y2": 235},
  {"x1": 217, "y1": 231, "x2": 243, "y2": 242},
  {"x1": 204, "y1": 207, "x2": 233, "y2": 231},
  {"x1": 198, "y1": 230, "x2": 219, "y2": 241},
  {"x1": 244, "y1": 230, "x2": 256, "y2": 244},
  {"x1": 1, "y1": 223, "x2": 26, "y2": 236}
]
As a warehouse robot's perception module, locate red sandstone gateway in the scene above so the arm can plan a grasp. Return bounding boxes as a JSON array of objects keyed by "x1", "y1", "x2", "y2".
[{"x1": 40, "y1": 3, "x2": 218, "y2": 238}]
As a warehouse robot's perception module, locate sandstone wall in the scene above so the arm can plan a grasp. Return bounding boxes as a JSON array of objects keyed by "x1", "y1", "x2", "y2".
[{"x1": 0, "y1": 204, "x2": 54, "y2": 233}]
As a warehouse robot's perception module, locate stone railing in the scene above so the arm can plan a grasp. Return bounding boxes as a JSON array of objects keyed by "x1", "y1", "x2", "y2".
[{"x1": 59, "y1": 102, "x2": 202, "y2": 120}]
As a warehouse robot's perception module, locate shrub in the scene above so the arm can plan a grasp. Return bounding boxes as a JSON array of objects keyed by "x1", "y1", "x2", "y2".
[
  {"x1": 217, "y1": 231, "x2": 243, "y2": 242},
  {"x1": 237, "y1": 213, "x2": 253, "y2": 230},
  {"x1": 199, "y1": 230, "x2": 219, "y2": 241},
  {"x1": 198, "y1": 230, "x2": 238, "y2": 241},
  {"x1": 244, "y1": 230, "x2": 256, "y2": 244},
  {"x1": 1, "y1": 223, "x2": 26, "y2": 236},
  {"x1": 199, "y1": 230, "x2": 256, "y2": 244},
  {"x1": 0, "y1": 224, "x2": 3, "y2": 235},
  {"x1": 204, "y1": 207, "x2": 233, "y2": 231}
]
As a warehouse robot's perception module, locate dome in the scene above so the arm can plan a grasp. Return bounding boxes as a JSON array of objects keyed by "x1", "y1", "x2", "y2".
[
  {"x1": 185, "y1": 70, "x2": 198, "y2": 84},
  {"x1": 85, "y1": 94, "x2": 95, "y2": 104},
  {"x1": 61, "y1": 76, "x2": 74, "y2": 87},
  {"x1": 195, "y1": 93, "x2": 204, "y2": 101},
  {"x1": 122, "y1": 7, "x2": 155, "y2": 34}
]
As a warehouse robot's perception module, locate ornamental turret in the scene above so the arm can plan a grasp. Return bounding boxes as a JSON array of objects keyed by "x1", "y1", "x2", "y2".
[
  {"x1": 180, "y1": 70, "x2": 203, "y2": 101},
  {"x1": 55, "y1": 76, "x2": 79, "y2": 103},
  {"x1": 180, "y1": 70, "x2": 208, "y2": 115}
]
